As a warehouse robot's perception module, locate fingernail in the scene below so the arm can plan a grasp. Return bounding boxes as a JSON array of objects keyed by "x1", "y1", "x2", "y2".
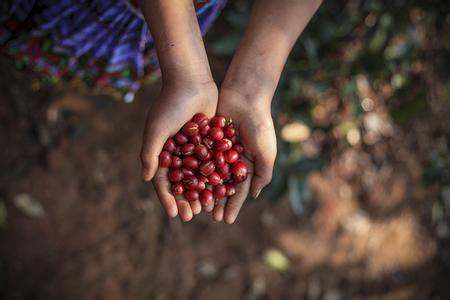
[{"x1": 253, "y1": 189, "x2": 262, "y2": 199}]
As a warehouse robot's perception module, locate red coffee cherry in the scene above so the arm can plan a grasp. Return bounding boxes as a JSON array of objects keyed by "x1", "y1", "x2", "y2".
[
  {"x1": 184, "y1": 190, "x2": 199, "y2": 202},
  {"x1": 199, "y1": 160, "x2": 215, "y2": 176},
  {"x1": 182, "y1": 175, "x2": 199, "y2": 190},
  {"x1": 207, "y1": 172, "x2": 222, "y2": 186},
  {"x1": 211, "y1": 115, "x2": 226, "y2": 128},
  {"x1": 209, "y1": 127, "x2": 224, "y2": 141},
  {"x1": 174, "y1": 132, "x2": 188, "y2": 145},
  {"x1": 214, "y1": 138, "x2": 232, "y2": 152},
  {"x1": 203, "y1": 137, "x2": 214, "y2": 149},
  {"x1": 212, "y1": 151, "x2": 225, "y2": 167},
  {"x1": 230, "y1": 136, "x2": 237, "y2": 144},
  {"x1": 223, "y1": 125, "x2": 235, "y2": 138},
  {"x1": 172, "y1": 183, "x2": 184, "y2": 196},
  {"x1": 181, "y1": 168, "x2": 194, "y2": 177},
  {"x1": 192, "y1": 113, "x2": 209, "y2": 127},
  {"x1": 216, "y1": 163, "x2": 231, "y2": 181},
  {"x1": 189, "y1": 134, "x2": 202, "y2": 145},
  {"x1": 194, "y1": 144, "x2": 209, "y2": 160},
  {"x1": 168, "y1": 169, "x2": 184, "y2": 182},
  {"x1": 200, "y1": 190, "x2": 213, "y2": 206},
  {"x1": 232, "y1": 144, "x2": 244, "y2": 154},
  {"x1": 163, "y1": 138, "x2": 177, "y2": 153},
  {"x1": 231, "y1": 160, "x2": 248, "y2": 183},
  {"x1": 199, "y1": 125, "x2": 210, "y2": 137},
  {"x1": 171, "y1": 156, "x2": 183, "y2": 168},
  {"x1": 159, "y1": 150, "x2": 172, "y2": 167},
  {"x1": 213, "y1": 184, "x2": 227, "y2": 198},
  {"x1": 196, "y1": 180, "x2": 206, "y2": 191},
  {"x1": 182, "y1": 121, "x2": 199, "y2": 137},
  {"x1": 182, "y1": 156, "x2": 200, "y2": 170},
  {"x1": 181, "y1": 143, "x2": 195, "y2": 156},
  {"x1": 225, "y1": 184, "x2": 236, "y2": 196},
  {"x1": 224, "y1": 149, "x2": 239, "y2": 164}
]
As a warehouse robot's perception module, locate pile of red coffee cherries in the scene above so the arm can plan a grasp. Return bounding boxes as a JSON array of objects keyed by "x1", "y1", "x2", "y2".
[{"x1": 158, "y1": 113, "x2": 248, "y2": 206}]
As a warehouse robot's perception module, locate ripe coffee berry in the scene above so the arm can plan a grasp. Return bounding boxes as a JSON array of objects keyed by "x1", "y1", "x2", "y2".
[
  {"x1": 212, "y1": 151, "x2": 225, "y2": 167},
  {"x1": 194, "y1": 144, "x2": 209, "y2": 160},
  {"x1": 203, "y1": 137, "x2": 214, "y2": 149},
  {"x1": 223, "y1": 126, "x2": 235, "y2": 138},
  {"x1": 216, "y1": 163, "x2": 231, "y2": 181},
  {"x1": 225, "y1": 184, "x2": 236, "y2": 197},
  {"x1": 159, "y1": 113, "x2": 249, "y2": 203},
  {"x1": 174, "y1": 132, "x2": 188, "y2": 145},
  {"x1": 183, "y1": 156, "x2": 199, "y2": 170},
  {"x1": 224, "y1": 149, "x2": 239, "y2": 164},
  {"x1": 172, "y1": 183, "x2": 184, "y2": 196},
  {"x1": 182, "y1": 175, "x2": 199, "y2": 190},
  {"x1": 181, "y1": 143, "x2": 195, "y2": 156},
  {"x1": 169, "y1": 169, "x2": 184, "y2": 182},
  {"x1": 208, "y1": 172, "x2": 222, "y2": 186},
  {"x1": 232, "y1": 144, "x2": 244, "y2": 154},
  {"x1": 182, "y1": 122, "x2": 199, "y2": 136},
  {"x1": 159, "y1": 150, "x2": 172, "y2": 167},
  {"x1": 199, "y1": 160, "x2": 215, "y2": 176},
  {"x1": 163, "y1": 138, "x2": 177, "y2": 153},
  {"x1": 181, "y1": 168, "x2": 194, "y2": 177},
  {"x1": 231, "y1": 160, "x2": 248, "y2": 183},
  {"x1": 213, "y1": 184, "x2": 227, "y2": 198},
  {"x1": 214, "y1": 138, "x2": 232, "y2": 152},
  {"x1": 171, "y1": 156, "x2": 183, "y2": 168},
  {"x1": 209, "y1": 127, "x2": 224, "y2": 141},
  {"x1": 200, "y1": 190, "x2": 213, "y2": 206},
  {"x1": 192, "y1": 113, "x2": 209, "y2": 127},
  {"x1": 211, "y1": 115, "x2": 226, "y2": 128},
  {"x1": 189, "y1": 135, "x2": 202, "y2": 145},
  {"x1": 184, "y1": 190, "x2": 199, "y2": 202},
  {"x1": 199, "y1": 125, "x2": 210, "y2": 137},
  {"x1": 196, "y1": 180, "x2": 206, "y2": 191}
]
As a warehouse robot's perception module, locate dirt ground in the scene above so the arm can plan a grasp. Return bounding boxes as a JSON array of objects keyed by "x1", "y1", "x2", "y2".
[{"x1": 0, "y1": 52, "x2": 449, "y2": 300}]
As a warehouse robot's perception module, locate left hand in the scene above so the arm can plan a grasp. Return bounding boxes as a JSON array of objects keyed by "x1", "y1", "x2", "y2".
[{"x1": 213, "y1": 87, "x2": 277, "y2": 224}]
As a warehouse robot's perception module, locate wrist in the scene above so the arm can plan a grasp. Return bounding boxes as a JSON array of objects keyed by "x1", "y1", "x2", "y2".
[
  {"x1": 221, "y1": 67, "x2": 276, "y2": 108},
  {"x1": 163, "y1": 77, "x2": 218, "y2": 99}
]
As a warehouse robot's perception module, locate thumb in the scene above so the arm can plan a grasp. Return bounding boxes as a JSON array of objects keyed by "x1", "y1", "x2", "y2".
[
  {"x1": 250, "y1": 152, "x2": 275, "y2": 199},
  {"x1": 140, "y1": 118, "x2": 167, "y2": 182}
]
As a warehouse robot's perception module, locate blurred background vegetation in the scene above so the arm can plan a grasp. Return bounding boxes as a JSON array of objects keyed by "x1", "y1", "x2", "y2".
[{"x1": 0, "y1": 0, "x2": 449, "y2": 299}]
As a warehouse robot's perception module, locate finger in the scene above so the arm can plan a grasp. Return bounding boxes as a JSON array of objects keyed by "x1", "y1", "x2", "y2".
[
  {"x1": 189, "y1": 199, "x2": 202, "y2": 215},
  {"x1": 152, "y1": 168, "x2": 178, "y2": 218},
  {"x1": 250, "y1": 152, "x2": 275, "y2": 199},
  {"x1": 212, "y1": 198, "x2": 227, "y2": 222},
  {"x1": 203, "y1": 201, "x2": 214, "y2": 213},
  {"x1": 140, "y1": 114, "x2": 167, "y2": 182},
  {"x1": 175, "y1": 197, "x2": 193, "y2": 222},
  {"x1": 224, "y1": 171, "x2": 252, "y2": 224}
]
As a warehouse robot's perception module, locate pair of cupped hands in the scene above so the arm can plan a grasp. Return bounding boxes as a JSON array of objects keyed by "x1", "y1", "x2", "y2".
[{"x1": 140, "y1": 78, "x2": 277, "y2": 224}]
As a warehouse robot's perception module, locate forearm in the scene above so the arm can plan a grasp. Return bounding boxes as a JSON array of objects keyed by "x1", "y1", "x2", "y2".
[
  {"x1": 141, "y1": 0, "x2": 213, "y2": 84},
  {"x1": 222, "y1": 0, "x2": 322, "y2": 103}
]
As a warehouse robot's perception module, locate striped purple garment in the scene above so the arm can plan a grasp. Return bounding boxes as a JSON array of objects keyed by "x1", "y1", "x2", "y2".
[{"x1": 0, "y1": 0, "x2": 227, "y2": 101}]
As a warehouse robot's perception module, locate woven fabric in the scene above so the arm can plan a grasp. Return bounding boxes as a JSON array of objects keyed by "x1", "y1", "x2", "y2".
[{"x1": 0, "y1": 0, "x2": 226, "y2": 101}]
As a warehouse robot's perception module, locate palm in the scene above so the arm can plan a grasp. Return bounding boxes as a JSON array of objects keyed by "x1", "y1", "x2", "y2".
[
  {"x1": 141, "y1": 81, "x2": 218, "y2": 222},
  {"x1": 214, "y1": 88, "x2": 277, "y2": 223}
]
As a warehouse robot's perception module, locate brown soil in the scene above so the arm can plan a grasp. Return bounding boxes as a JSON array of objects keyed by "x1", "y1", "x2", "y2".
[{"x1": 0, "y1": 56, "x2": 448, "y2": 300}]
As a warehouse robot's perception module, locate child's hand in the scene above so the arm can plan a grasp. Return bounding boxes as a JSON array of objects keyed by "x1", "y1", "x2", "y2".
[
  {"x1": 214, "y1": 87, "x2": 277, "y2": 224},
  {"x1": 141, "y1": 80, "x2": 218, "y2": 222}
]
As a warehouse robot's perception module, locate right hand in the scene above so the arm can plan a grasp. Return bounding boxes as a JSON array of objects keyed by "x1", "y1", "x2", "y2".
[{"x1": 140, "y1": 80, "x2": 218, "y2": 222}]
